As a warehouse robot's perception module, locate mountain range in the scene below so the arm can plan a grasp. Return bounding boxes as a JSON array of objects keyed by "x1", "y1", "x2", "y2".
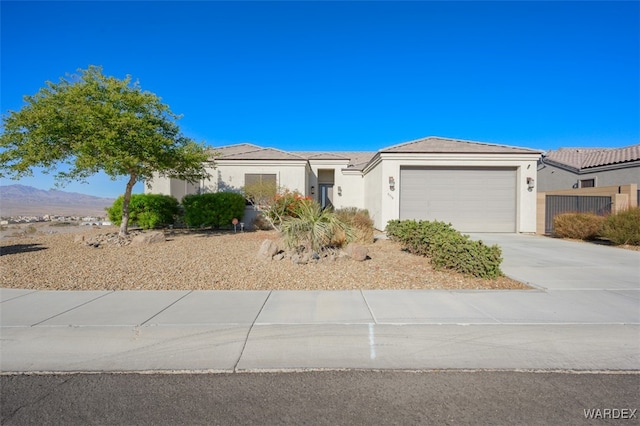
[{"x1": 0, "y1": 184, "x2": 116, "y2": 217}]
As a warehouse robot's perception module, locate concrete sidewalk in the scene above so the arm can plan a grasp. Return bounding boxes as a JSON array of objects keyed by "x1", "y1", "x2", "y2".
[{"x1": 1, "y1": 234, "x2": 639, "y2": 373}]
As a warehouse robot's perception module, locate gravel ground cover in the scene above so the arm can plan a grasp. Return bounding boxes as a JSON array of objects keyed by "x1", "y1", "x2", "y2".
[{"x1": 0, "y1": 226, "x2": 530, "y2": 291}]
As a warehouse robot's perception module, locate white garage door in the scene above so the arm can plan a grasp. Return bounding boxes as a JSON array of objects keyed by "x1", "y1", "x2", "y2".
[{"x1": 399, "y1": 167, "x2": 517, "y2": 232}]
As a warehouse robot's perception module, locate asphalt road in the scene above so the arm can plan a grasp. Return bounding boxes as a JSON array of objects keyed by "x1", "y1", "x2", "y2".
[{"x1": 2, "y1": 371, "x2": 638, "y2": 425}]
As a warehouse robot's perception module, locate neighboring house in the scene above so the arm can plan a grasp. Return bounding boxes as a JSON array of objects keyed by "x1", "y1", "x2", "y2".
[
  {"x1": 537, "y1": 144, "x2": 640, "y2": 191},
  {"x1": 147, "y1": 136, "x2": 542, "y2": 233}
]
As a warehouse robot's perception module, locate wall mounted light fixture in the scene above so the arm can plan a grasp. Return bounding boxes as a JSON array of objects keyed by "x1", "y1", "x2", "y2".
[
  {"x1": 310, "y1": 186, "x2": 315, "y2": 195},
  {"x1": 389, "y1": 176, "x2": 395, "y2": 191},
  {"x1": 337, "y1": 186, "x2": 342, "y2": 196},
  {"x1": 527, "y1": 177, "x2": 535, "y2": 191}
]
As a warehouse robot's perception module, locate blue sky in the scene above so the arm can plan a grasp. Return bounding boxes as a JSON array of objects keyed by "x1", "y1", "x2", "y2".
[{"x1": 1, "y1": 1, "x2": 638, "y2": 198}]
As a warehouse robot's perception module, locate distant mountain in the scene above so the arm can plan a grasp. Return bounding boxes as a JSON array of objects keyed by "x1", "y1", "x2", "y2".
[{"x1": 0, "y1": 184, "x2": 116, "y2": 217}]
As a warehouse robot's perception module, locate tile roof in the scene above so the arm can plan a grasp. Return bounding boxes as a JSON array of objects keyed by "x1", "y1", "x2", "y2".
[
  {"x1": 293, "y1": 151, "x2": 377, "y2": 170},
  {"x1": 544, "y1": 144, "x2": 640, "y2": 170},
  {"x1": 208, "y1": 136, "x2": 541, "y2": 170},
  {"x1": 209, "y1": 144, "x2": 307, "y2": 161},
  {"x1": 380, "y1": 136, "x2": 542, "y2": 154}
]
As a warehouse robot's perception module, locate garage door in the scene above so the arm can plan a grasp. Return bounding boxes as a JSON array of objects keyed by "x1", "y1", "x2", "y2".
[{"x1": 399, "y1": 167, "x2": 517, "y2": 232}]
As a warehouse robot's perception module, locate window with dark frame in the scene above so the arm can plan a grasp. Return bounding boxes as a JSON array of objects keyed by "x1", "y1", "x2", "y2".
[{"x1": 580, "y1": 178, "x2": 595, "y2": 188}]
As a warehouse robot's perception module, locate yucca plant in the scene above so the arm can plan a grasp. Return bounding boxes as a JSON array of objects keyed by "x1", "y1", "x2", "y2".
[{"x1": 280, "y1": 199, "x2": 354, "y2": 252}]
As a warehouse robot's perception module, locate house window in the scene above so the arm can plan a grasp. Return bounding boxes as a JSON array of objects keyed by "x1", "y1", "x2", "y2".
[
  {"x1": 245, "y1": 174, "x2": 277, "y2": 187},
  {"x1": 580, "y1": 179, "x2": 595, "y2": 188},
  {"x1": 244, "y1": 174, "x2": 277, "y2": 206}
]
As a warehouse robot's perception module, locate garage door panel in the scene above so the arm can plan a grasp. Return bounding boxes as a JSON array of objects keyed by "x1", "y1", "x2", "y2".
[{"x1": 400, "y1": 167, "x2": 516, "y2": 232}]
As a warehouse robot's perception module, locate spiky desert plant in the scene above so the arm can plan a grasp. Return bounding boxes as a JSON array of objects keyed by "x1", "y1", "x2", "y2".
[{"x1": 280, "y1": 199, "x2": 353, "y2": 252}]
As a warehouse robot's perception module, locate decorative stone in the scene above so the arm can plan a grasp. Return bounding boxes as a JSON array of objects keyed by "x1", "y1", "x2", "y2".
[
  {"x1": 257, "y1": 239, "x2": 279, "y2": 261},
  {"x1": 345, "y1": 243, "x2": 368, "y2": 261},
  {"x1": 130, "y1": 231, "x2": 165, "y2": 246}
]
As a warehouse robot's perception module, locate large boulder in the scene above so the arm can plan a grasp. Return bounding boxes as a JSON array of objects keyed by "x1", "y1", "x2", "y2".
[
  {"x1": 131, "y1": 231, "x2": 165, "y2": 246},
  {"x1": 257, "y1": 239, "x2": 279, "y2": 261},
  {"x1": 345, "y1": 243, "x2": 368, "y2": 261}
]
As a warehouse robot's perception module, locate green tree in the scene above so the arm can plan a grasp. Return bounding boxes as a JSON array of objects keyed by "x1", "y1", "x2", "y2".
[{"x1": 0, "y1": 65, "x2": 210, "y2": 235}]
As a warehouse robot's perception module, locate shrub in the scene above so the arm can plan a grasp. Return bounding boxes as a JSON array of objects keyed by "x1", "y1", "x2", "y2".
[
  {"x1": 335, "y1": 207, "x2": 374, "y2": 244},
  {"x1": 264, "y1": 190, "x2": 310, "y2": 225},
  {"x1": 107, "y1": 194, "x2": 179, "y2": 229},
  {"x1": 385, "y1": 219, "x2": 503, "y2": 279},
  {"x1": 243, "y1": 180, "x2": 278, "y2": 208},
  {"x1": 601, "y1": 207, "x2": 640, "y2": 246},
  {"x1": 428, "y1": 232, "x2": 503, "y2": 279},
  {"x1": 182, "y1": 192, "x2": 246, "y2": 228},
  {"x1": 553, "y1": 212, "x2": 605, "y2": 240},
  {"x1": 281, "y1": 199, "x2": 353, "y2": 252},
  {"x1": 386, "y1": 219, "x2": 457, "y2": 257}
]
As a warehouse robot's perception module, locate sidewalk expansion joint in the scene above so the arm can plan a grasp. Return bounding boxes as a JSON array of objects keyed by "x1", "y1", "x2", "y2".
[
  {"x1": 360, "y1": 289, "x2": 378, "y2": 324},
  {"x1": 139, "y1": 291, "x2": 193, "y2": 326},
  {"x1": 233, "y1": 290, "x2": 272, "y2": 373},
  {"x1": 30, "y1": 291, "x2": 116, "y2": 327}
]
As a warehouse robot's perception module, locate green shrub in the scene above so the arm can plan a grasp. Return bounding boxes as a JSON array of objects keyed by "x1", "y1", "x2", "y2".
[
  {"x1": 553, "y1": 212, "x2": 605, "y2": 240},
  {"x1": 335, "y1": 207, "x2": 374, "y2": 244},
  {"x1": 385, "y1": 219, "x2": 503, "y2": 279},
  {"x1": 601, "y1": 207, "x2": 640, "y2": 245},
  {"x1": 429, "y1": 232, "x2": 503, "y2": 279},
  {"x1": 107, "y1": 194, "x2": 179, "y2": 229},
  {"x1": 281, "y1": 199, "x2": 353, "y2": 252},
  {"x1": 386, "y1": 219, "x2": 457, "y2": 257},
  {"x1": 182, "y1": 192, "x2": 246, "y2": 228}
]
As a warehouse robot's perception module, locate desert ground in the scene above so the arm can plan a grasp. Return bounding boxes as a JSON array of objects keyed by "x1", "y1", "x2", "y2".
[{"x1": 0, "y1": 222, "x2": 529, "y2": 291}]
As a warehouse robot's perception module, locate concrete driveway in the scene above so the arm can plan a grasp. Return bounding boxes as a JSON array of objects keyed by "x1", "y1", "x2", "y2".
[{"x1": 468, "y1": 233, "x2": 640, "y2": 291}]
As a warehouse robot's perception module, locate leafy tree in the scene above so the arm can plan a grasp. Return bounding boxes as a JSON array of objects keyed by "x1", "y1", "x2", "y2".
[{"x1": 0, "y1": 65, "x2": 211, "y2": 235}]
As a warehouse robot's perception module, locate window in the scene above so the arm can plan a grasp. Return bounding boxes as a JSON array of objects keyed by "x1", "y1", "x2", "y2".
[
  {"x1": 244, "y1": 173, "x2": 277, "y2": 186},
  {"x1": 244, "y1": 174, "x2": 277, "y2": 206},
  {"x1": 580, "y1": 179, "x2": 595, "y2": 188}
]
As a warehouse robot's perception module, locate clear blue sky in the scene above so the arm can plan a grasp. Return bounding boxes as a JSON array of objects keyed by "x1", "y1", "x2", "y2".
[{"x1": 1, "y1": 1, "x2": 638, "y2": 198}]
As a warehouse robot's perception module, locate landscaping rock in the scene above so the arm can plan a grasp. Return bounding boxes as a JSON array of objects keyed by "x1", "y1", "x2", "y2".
[
  {"x1": 257, "y1": 239, "x2": 279, "y2": 261},
  {"x1": 291, "y1": 253, "x2": 310, "y2": 265},
  {"x1": 345, "y1": 243, "x2": 368, "y2": 261},
  {"x1": 131, "y1": 231, "x2": 165, "y2": 246}
]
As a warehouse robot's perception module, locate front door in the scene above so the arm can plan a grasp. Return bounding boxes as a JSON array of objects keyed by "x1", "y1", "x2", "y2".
[{"x1": 319, "y1": 184, "x2": 334, "y2": 209}]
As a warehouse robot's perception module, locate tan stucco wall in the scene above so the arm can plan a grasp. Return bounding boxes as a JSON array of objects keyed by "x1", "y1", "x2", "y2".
[{"x1": 203, "y1": 160, "x2": 309, "y2": 195}]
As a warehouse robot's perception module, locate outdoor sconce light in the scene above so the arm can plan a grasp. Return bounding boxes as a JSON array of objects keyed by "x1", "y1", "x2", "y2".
[
  {"x1": 389, "y1": 176, "x2": 395, "y2": 191},
  {"x1": 311, "y1": 186, "x2": 315, "y2": 195},
  {"x1": 337, "y1": 186, "x2": 342, "y2": 196},
  {"x1": 527, "y1": 177, "x2": 535, "y2": 191}
]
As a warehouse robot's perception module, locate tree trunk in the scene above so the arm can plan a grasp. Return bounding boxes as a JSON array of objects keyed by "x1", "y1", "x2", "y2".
[{"x1": 119, "y1": 173, "x2": 138, "y2": 236}]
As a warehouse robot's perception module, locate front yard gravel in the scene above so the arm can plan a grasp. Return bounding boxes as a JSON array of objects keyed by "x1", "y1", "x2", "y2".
[{"x1": 0, "y1": 227, "x2": 530, "y2": 291}]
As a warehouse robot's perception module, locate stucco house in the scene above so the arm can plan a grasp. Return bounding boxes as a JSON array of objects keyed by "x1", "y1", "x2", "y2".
[
  {"x1": 147, "y1": 136, "x2": 542, "y2": 233},
  {"x1": 537, "y1": 144, "x2": 640, "y2": 191}
]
